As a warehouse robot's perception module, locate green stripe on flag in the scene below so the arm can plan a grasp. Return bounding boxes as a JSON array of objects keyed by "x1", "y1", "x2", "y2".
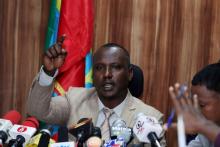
[{"x1": 44, "y1": 0, "x2": 61, "y2": 51}]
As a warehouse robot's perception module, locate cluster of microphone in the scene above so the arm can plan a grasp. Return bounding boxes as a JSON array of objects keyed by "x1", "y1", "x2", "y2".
[
  {"x1": 0, "y1": 110, "x2": 70, "y2": 147},
  {"x1": 0, "y1": 110, "x2": 164, "y2": 147},
  {"x1": 68, "y1": 113, "x2": 164, "y2": 147},
  {"x1": 0, "y1": 110, "x2": 37, "y2": 147}
]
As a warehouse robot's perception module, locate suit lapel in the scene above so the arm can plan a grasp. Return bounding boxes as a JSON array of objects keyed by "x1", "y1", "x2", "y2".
[
  {"x1": 121, "y1": 91, "x2": 137, "y2": 127},
  {"x1": 85, "y1": 91, "x2": 99, "y2": 125}
]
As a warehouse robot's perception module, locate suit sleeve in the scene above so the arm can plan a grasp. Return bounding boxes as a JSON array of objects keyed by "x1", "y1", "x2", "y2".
[{"x1": 26, "y1": 76, "x2": 71, "y2": 125}]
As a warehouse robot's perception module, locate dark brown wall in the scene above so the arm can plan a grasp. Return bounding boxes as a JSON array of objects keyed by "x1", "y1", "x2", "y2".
[{"x1": 0, "y1": 0, "x2": 220, "y2": 146}]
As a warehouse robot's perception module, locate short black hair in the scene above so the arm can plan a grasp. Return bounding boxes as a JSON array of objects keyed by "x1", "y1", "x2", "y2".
[
  {"x1": 96, "y1": 43, "x2": 130, "y2": 66},
  {"x1": 192, "y1": 63, "x2": 220, "y2": 93}
]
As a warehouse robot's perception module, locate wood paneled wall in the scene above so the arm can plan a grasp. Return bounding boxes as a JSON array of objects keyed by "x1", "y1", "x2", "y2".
[
  {"x1": 0, "y1": 0, "x2": 49, "y2": 116},
  {"x1": 0, "y1": 0, "x2": 220, "y2": 146}
]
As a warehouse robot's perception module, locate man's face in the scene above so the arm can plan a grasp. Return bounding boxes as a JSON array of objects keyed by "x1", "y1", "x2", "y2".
[
  {"x1": 93, "y1": 47, "x2": 132, "y2": 100},
  {"x1": 191, "y1": 85, "x2": 220, "y2": 125}
]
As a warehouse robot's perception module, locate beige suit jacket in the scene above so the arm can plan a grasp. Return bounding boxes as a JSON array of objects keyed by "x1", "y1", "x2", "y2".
[{"x1": 27, "y1": 77, "x2": 166, "y2": 146}]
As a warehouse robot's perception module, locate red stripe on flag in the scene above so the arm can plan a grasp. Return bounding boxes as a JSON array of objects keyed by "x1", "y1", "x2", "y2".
[{"x1": 56, "y1": 0, "x2": 94, "y2": 91}]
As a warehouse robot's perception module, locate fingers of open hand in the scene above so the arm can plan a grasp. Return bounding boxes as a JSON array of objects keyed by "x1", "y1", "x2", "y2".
[
  {"x1": 174, "y1": 83, "x2": 194, "y2": 108},
  {"x1": 169, "y1": 83, "x2": 193, "y2": 113},
  {"x1": 169, "y1": 86, "x2": 181, "y2": 114},
  {"x1": 174, "y1": 83, "x2": 188, "y2": 99},
  {"x1": 193, "y1": 94, "x2": 199, "y2": 109}
]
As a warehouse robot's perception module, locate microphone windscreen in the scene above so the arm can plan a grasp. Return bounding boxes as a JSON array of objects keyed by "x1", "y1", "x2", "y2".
[
  {"x1": 92, "y1": 127, "x2": 101, "y2": 138},
  {"x1": 86, "y1": 136, "x2": 102, "y2": 147},
  {"x1": 69, "y1": 118, "x2": 93, "y2": 142},
  {"x1": 77, "y1": 118, "x2": 89, "y2": 123},
  {"x1": 22, "y1": 117, "x2": 39, "y2": 129},
  {"x1": 110, "y1": 119, "x2": 132, "y2": 143},
  {"x1": 3, "y1": 110, "x2": 21, "y2": 124},
  {"x1": 58, "y1": 126, "x2": 69, "y2": 142}
]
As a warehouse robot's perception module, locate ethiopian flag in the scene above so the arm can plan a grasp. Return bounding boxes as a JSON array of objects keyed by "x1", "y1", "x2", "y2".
[{"x1": 45, "y1": 0, "x2": 94, "y2": 95}]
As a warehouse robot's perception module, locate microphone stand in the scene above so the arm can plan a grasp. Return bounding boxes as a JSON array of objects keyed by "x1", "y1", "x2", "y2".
[{"x1": 147, "y1": 132, "x2": 161, "y2": 147}]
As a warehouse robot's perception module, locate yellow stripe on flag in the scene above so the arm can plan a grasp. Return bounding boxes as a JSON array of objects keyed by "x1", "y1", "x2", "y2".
[
  {"x1": 54, "y1": 81, "x2": 65, "y2": 96},
  {"x1": 56, "y1": 0, "x2": 62, "y2": 11},
  {"x1": 85, "y1": 68, "x2": 93, "y2": 84}
]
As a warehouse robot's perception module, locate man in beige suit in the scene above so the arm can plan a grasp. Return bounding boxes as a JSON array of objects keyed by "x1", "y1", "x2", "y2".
[{"x1": 27, "y1": 36, "x2": 166, "y2": 146}]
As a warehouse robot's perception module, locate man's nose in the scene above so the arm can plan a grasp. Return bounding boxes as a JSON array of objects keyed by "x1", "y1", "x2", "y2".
[{"x1": 104, "y1": 67, "x2": 113, "y2": 78}]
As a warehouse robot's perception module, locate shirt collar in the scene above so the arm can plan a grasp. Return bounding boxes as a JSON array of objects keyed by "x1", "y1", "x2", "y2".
[{"x1": 98, "y1": 94, "x2": 128, "y2": 117}]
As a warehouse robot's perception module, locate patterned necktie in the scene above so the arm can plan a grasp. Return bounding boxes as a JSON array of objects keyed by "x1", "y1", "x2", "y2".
[{"x1": 101, "y1": 108, "x2": 113, "y2": 141}]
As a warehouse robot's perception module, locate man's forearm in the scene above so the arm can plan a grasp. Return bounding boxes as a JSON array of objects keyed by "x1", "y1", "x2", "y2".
[{"x1": 27, "y1": 78, "x2": 54, "y2": 120}]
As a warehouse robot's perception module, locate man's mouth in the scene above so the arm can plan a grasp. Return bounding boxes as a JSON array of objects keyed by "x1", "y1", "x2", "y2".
[{"x1": 103, "y1": 83, "x2": 114, "y2": 91}]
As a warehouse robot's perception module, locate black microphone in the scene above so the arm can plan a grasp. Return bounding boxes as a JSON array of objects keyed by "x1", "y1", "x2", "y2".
[
  {"x1": 58, "y1": 126, "x2": 68, "y2": 142},
  {"x1": 147, "y1": 132, "x2": 161, "y2": 147},
  {"x1": 69, "y1": 118, "x2": 93, "y2": 147},
  {"x1": 86, "y1": 126, "x2": 102, "y2": 147},
  {"x1": 8, "y1": 135, "x2": 25, "y2": 147},
  {"x1": 37, "y1": 125, "x2": 53, "y2": 147},
  {"x1": 92, "y1": 127, "x2": 101, "y2": 138}
]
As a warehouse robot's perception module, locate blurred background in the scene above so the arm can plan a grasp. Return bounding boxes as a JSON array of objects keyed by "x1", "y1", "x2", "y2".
[{"x1": 0, "y1": 0, "x2": 220, "y2": 146}]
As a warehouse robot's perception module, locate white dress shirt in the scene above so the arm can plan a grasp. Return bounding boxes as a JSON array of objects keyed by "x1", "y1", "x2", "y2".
[
  {"x1": 96, "y1": 96, "x2": 127, "y2": 127},
  {"x1": 38, "y1": 66, "x2": 58, "y2": 86}
]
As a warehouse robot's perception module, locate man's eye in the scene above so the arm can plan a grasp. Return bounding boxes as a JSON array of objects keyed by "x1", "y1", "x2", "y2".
[
  {"x1": 112, "y1": 64, "x2": 121, "y2": 69},
  {"x1": 95, "y1": 65, "x2": 103, "y2": 70},
  {"x1": 199, "y1": 103, "x2": 206, "y2": 108}
]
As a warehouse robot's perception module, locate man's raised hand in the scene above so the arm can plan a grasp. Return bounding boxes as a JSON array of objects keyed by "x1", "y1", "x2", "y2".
[
  {"x1": 168, "y1": 83, "x2": 205, "y2": 134},
  {"x1": 43, "y1": 35, "x2": 67, "y2": 76}
]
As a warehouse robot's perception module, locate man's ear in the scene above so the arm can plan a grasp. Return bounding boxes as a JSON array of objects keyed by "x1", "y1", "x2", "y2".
[{"x1": 128, "y1": 65, "x2": 133, "y2": 82}]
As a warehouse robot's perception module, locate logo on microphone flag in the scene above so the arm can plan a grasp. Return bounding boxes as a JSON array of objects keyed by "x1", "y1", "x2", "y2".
[
  {"x1": 133, "y1": 114, "x2": 163, "y2": 143},
  {"x1": 17, "y1": 126, "x2": 27, "y2": 132}
]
